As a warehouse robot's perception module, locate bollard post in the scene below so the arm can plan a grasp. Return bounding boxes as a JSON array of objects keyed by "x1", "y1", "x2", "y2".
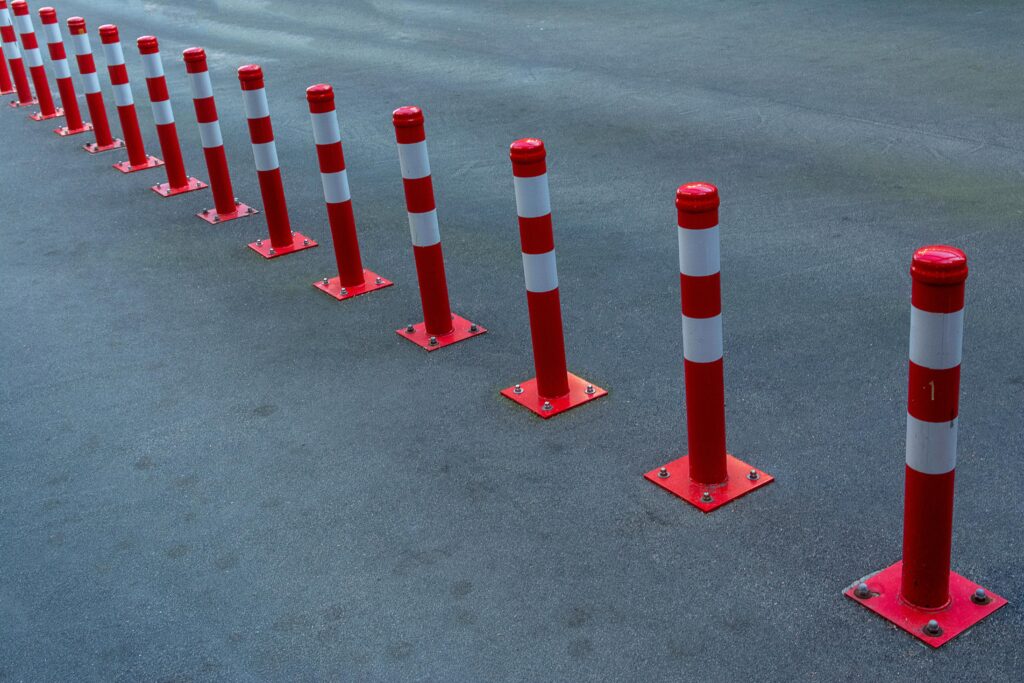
[
  {"x1": 0, "y1": 0, "x2": 35, "y2": 106},
  {"x1": 38, "y1": 7, "x2": 90, "y2": 136},
  {"x1": 99, "y1": 24, "x2": 163, "y2": 173},
  {"x1": 10, "y1": 0, "x2": 59, "y2": 120},
  {"x1": 66, "y1": 17, "x2": 122, "y2": 153}
]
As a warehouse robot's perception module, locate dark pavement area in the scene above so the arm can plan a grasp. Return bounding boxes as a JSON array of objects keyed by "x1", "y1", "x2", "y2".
[{"x1": 2, "y1": 0, "x2": 1022, "y2": 680}]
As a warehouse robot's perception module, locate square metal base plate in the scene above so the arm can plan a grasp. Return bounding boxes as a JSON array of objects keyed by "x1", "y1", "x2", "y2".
[
  {"x1": 844, "y1": 560, "x2": 1007, "y2": 648},
  {"x1": 500, "y1": 372, "x2": 607, "y2": 418},
  {"x1": 151, "y1": 176, "x2": 208, "y2": 198},
  {"x1": 247, "y1": 232, "x2": 318, "y2": 259},
  {"x1": 84, "y1": 138, "x2": 124, "y2": 154},
  {"x1": 29, "y1": 107, "x2": 63, "y2": 121},
  {"x1": 396, "y1": 314, "x2": 485, "y2": 351},
  {"x1": 314, "y1": 270, "x2": 393, "y2": 301},
  {"x1": 644, "y1": 453, "x2": 773, "y2": 512},
  {"x1": 55, "y1": 122, "x2": 93, "y2": 136},
  {"x1": 0, "y1": 87, "x2": 15, "y2": 96},
  {"x1": 197, "y1": 202, "x2": 258, "y2": 224},
  {"x1": 113, "y1": 155, "x2": 164, "y2": 174},
  {"x1": 8, "y1": 98, "x2": 38, "y2": 108}
]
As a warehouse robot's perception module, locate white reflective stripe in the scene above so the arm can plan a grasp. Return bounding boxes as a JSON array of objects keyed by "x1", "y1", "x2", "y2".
[
  {"x1": 522, "y1": 250, "x2": 559, "y2": 293},
  {"x1": 41, "y1": 23, "x2": 61, "y2": 45},
  {"x1": 23, "y1": 46, "x2": 42, "y2": 67},
  {"x1": 82, "y1": 72, "x2": 100, "y2": 94},
  {"x1": 12, "y1": 14, "x2": 30, "y2": 36},
  {"x1": 407, "y1": 210, "x2": 440, "y2": 247},
  {"x1": 112, "y1": 82, "x2": 133, "y2": 107},
  {"x1": 2, "y1": 40, "x2": 20, "y2": 60},
  {"x1": 513, "y1": 174, "x2": 551, "y2": 219},
  {"x1": 251, "y1": 141, "x2": 279, "y2": 171},
  {"x1": 320, "y1": 170, "x2": 350, "y2": 204},
  {"x1": 242, "y1": 88, "x2": 268, "y2": 119},
  {"x1": 905, "y1": 414, "x2": 957, "y2": 475},
  {"x1": 0, "y1": 8, "x2": 10, "y2": 27},
  {"x1": 188, "y1": 71, "x2": 212, "y2": 99},
  {"x1": 151, "y1": 99, "x2": 174, "y2": 125},
  {"x1": 678, "y1": 225, "x2": 720, "y2": 277},
  {"x1": 198, "y1": 121, "x2": 223, "y2": 148},
  {"x1": 682, "y1": 313, "x2": 724, "y2": 363},
  {"x1": 909, "y1": 307, "x2": 963, "y2": 370},
  {"x1": 102, "y1": 41, "x2": 124, "y2": 66},
  {"x1": 140, "y1": 52, "x2": 163, "y2": 79},
  {"x1": 310, "y1": 111, "x2": 340, "y2": 145},
  {"x1": 397, "y1": 140, "x2": 430, "y2": 179},
  {"x1": 69, "y1": 33, "x2": 90, "y2": 57},
  {"x1": 52, "y1": 58, "x2": 70, "y2": 79}
]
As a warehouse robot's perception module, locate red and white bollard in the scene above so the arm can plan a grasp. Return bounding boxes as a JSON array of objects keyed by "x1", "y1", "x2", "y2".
[
  {"x1": 183, "y1": 47, "x2": 256, "y2": 224},
  {"x1": 644, "y1": 183, "x2": 772, "y2": 510},
  {"x1": 136, "y1": 36, "x2": 206, "y2": 197},
  {"x1": 846, "y1": 245, "x2": 1006, "y2": 647},
  {"x1": 99, "y1": 24, "x2": 162, "y2": 173},
  {"x1": 38, "y1": 7, "x2": 89, "y2": 136},
  {"x1": 237, "y1": 64, "x2": 316, "y2": 258},
  {"x1": 66, "y1": 17, "x2": 122, "y2": 153},
  {"x1": 392, "y1": 106, "x2": 484, "y2": 350},
  {"x1": 10, "y1": 0, "x2": 59, "y2": 120},
  {"x1": 499, "y1": 138, "x2": 605, "y2": 417},
  {"x1": 307, "y1": 84, "x2": 392, "y2": 300},
  {"x1": 0, "y1": 12, "x2": 12, "y2": 95},
  {"x1": 1, "y1": 0, "x2": 35, "y2": 106}
]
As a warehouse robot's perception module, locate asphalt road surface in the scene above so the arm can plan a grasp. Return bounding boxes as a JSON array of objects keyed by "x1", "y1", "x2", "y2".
[{"x1": 2, "y1": 1, "x2": 1022, "y2": 680}]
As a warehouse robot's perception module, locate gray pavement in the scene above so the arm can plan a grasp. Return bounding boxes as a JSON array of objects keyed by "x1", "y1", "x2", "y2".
[{"x1": 1, "y1": 0, "x2": 1022, "y2": 680}]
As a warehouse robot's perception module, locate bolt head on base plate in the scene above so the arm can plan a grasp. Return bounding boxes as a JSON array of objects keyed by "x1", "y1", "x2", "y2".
[
  {"x1": 8, "y1": 98, "x2": 39, "y2": 108},
  {"x1": 84, "y1": 138, "x2": 125, "y2": 154},
  {"x1": 197, "y1": 202, "x2": 258, "y2": 225},
  {"x1": 55, "y1": 121, "x2": 94, "y2": 136},
  {"x1": 314, "y1": 270, "x2": 393, "y2": 301},
  {"x1": 247, "y1": 232, "x2": 318, "y2": 259},
  {"x1": 151, "y1": 176, "x2": 209, "y2": 197},
  {"x1": 29, "y1": 106, "x2": 64, "y2": 121},
  {"x1": 844, "y1": 560, "x2": 1007, "y2": 648},
  {"x1": 113, "y1": 155, "x2": 165, "y2": 174},
  {"x1": 500, "y1": 372, "x2": 607, "y2": 418},
  {"x1": 396, "y1": 314, "x2": 486, "y2": 351},
  {"x1": 644, "y1": 453, "x2": 773, "y2": 512}
]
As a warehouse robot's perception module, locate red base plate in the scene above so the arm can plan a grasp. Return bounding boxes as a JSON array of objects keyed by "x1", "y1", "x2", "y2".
[
  {"x1": 8, "y1": 98, "x2": 38, "y2": 108},
  {"x1": 844, "y1": 560, "x2": 1007, "y2": 648},
  {"x1": 84, "y1": 138, "x2": 124, "y2": 154},
  {"x1": 644, "y1": 453, "x2": 773, "y2": 512},
  {"x1": 197, "y1": 202, "x2": 258, "y2": 224},
  {"x1": 500, "y1": 372, "x2": 607, "y2": 418},
  {"x1": 247, "y1": 232, "x2": 318, "y2": 259},
  {"x1": 314, "y1": 271, "x2": 393, "y2": 301},
  {"x1": 55, "y1": 121, "x2": 93, "y2": 136},
  {"x1": 396, "y1": 314, "x2": 486, "y2": 351},
  {"x1": 151, "y1": 176, "x2": 208, "y2": 197},
  {"x1": 0, "y1": 88, "x2": 15, "y2": 96},
  {"x1": 113, "y1": 155, "x2": 164, "y2": 174},
  {"x1": 29, "y1": 107, "x2": 64, "y2": 121}
]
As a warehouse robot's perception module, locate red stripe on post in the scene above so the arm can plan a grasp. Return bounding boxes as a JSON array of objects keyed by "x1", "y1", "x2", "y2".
[
  {"x1": 907, "y1": 362, "x2": 960, "y2": 423},
  {"x1": 108, "y1": 63, "x2": 128, "y2": 85},
  {"x1": 146, "y1": 77, "x2": 169, "y2": 102},
  {"x1": 901, "y1": 466, "x2": 956, "y2": 608},
  {"x1": 193, "y1": 96, "x2": 217, "y2": 123},
  {"x1": 525, "y1": 289, "x2": 570, "y2": 398},
  {"x1": 680, "y1": 273, "x2": 722, "y2": 319},
  {"x1": 316, "y1": 143, "x2": 344, "y2": 174},
  {"x1": 402, "y1": 176, "x2": 436, "y2": 213},
  {"x1": 247, "y1": 116, "x2": 274, "y2": 144},
  {"x1": 683, "y1": 357, "x2": 728, "y2": 484},
  {"x1": 412, "y1": 243, "x2": 454, "y2": 334},
  {"x1": 517, "y1": 215, "x2": 555, "y2": 255}
]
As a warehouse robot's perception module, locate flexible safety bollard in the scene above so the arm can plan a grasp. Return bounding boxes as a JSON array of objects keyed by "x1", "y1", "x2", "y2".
[
  {"x1": 307, "y1": 84, "x2": 392, "y2": 300},
  {"x1": 100, "y1": 24, "x2": 162, "y2": 173},
  {"x1": 66, "y1": 17, "x2": 122, "y2": 153},
  {"x1": 38, "y1": 7, "x2": 89, "y2": 136},
  {"x1": 10, "y1": 0, "x2": 59, "y2": 120},
  {"x1": 1, "y1": 0, "x2": 35, "y2": 106},
  {"x1": 499, "y1": 138, "x2": 605, "y2": 417},
  {"x1": 237, "y1": 64, "x2": 316, "y2": 258},
  {"x1": 0, "y1": 23, "x2": 12, "y2": 94},
  {"x1": 136, "y1": 36, "x2": 206, "y2": 197},
  {"x1": 845, "y1": 245, "x2": 1006, "y2": 647},
  {"x1": 644, "y1": 183, "x2": 772, "y2": 509},
  {"x1": 392, "y1": 106, "x2": 484, "y2": 349},
  {"x1": 183, "y1": 47, "x2": 256, "y2": 224}
]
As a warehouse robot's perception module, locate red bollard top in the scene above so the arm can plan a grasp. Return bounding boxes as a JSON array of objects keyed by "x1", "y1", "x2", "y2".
[
  {"x1": 182, "y1": 47, "x2": 208, "y2": 73},
  {"x1": 137, "y1": 35, "x2": 159, "y2": 54},
  {"x1": 99, "y1": 24, "x2": 120, "y2": 44},
  {"x1": 306, "y1": 83, "x2": 335, "y2": 113},
  {"x1": 11, "y1": 1, "x2": 28, "y2": 17},
  {"x1": 910, "y1": 245, "x2": 967, "y2": 313},
  {"x1": 676, "y1": 182, "x2": 719, "y2": 229},
  {"x1": 237, "y1": 64, "x2": 264, "y2": 90},
  {"x1": 510, "y1": 138, "x2": 547, "y2": 177},
  {"x1": 67, "y1": 16, "x2": 86, "y2": 34},
  {"x1": 392, "y1": 106, "x2": 425, "y2": 143},
  {"x1": 38, "y1": 7, "x2": 56, "y2": 24}
]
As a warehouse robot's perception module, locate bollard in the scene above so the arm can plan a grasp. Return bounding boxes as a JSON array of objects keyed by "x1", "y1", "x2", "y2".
[
  {"x1": 99, "y1": 24, "x2": 163, "y2": 173},
  {"x1": 38, "y1": 7, "x2": 90, "y2": 136},
  {"x1": 307, "y1": 84, "x2": 392, "y2": 300},
  {"x1": 66, "y1": 17, "x2": 122, "y2": 153},
  {"x1": 183, "y1": 47, "x2": 256, "y2": 224},
  {"x1": 392, "y1": 106, "x2": 484, "y2": 349},
  {"x1": 237, "y1": 64, "x2": 316, "y2": 258},
  {"x1": 845, "y1": 245, "x2": 1006, "y2": 647},
  {"x1": 1, "y1": 0, "x2": 35, "y2": 106},
  {"x1": 499, "y1": 138, "x2": 605, "y2": 417},
  {"x1": 10, "y1": 0, "x2": 59, "y2": 120},
  {"x1": 644, "y1": 183, "x2": 772, "y2": 510},
  {"x1": 0, "y1": 21, "x2": 12, "y2": 94},
  {"x1": 136, "y1": 36, "x2": 206, "y2": 197}
]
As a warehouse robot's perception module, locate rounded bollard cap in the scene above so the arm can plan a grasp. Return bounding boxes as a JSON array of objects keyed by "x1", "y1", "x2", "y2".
[
  {"x1": 676, "y1": 182, "x2": 719, "y2": 229},
  {"x1": 182, "y1": 47, "x2": 207, "y2": 73},
  {"x1": 99, "y1": 24, "x2": 120, "y2": 43},
  {"x1": 137, "y1": 35, "x2": 158, "y2": 53},
  {"x1": 392, "y1": 106, "x2": 425, "y2": 143},
  {"x1": 911, "y1": 245, "x2": 968, "y2": 285},
  {"x1": 38, "y1": 7, "x2": 57, "y2": 24},
  {"x1": 306, "y1": 83, "x2": 335, "y2": 112},
  {"x1": 67, "y1": 16, "x2": 86, "y2": 33},
  {"x1": 11, "y1": 1, "x2": 28, "y2": 17},
  {"x1": 237, "y1": 64, "x2": 264, "y2": 89},
  {"x1": 510, "y1": 138, "x2": 547, "y2": 177}
]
